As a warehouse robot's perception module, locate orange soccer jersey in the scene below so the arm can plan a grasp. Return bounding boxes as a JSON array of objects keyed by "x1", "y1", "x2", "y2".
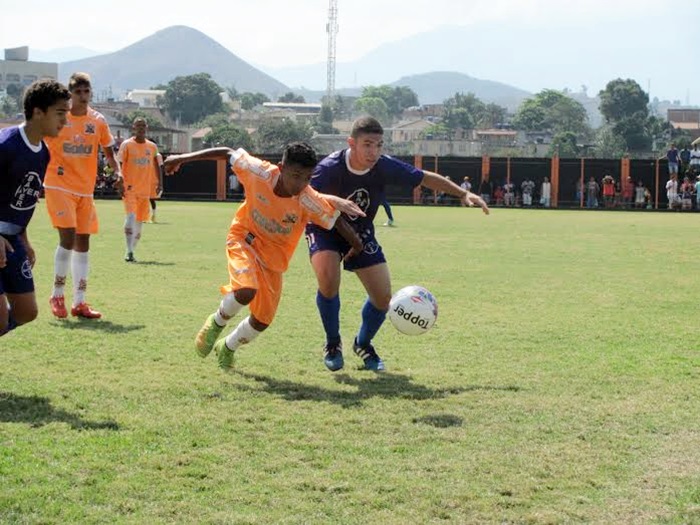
[
  {"x1": 44, "y1": 108, "x2": 115, "y2": 196},
  {"x1": 118, "y1": 138, "x2": 159, "y2": 197},
  {"x1": 227, "y1": 149, "x2": 340, "y2": 274}
]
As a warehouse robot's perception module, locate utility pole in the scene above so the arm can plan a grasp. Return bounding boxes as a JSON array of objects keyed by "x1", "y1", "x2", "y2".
[{"x1": 326, "y1": 0, "x2": 339, "y2": 105}]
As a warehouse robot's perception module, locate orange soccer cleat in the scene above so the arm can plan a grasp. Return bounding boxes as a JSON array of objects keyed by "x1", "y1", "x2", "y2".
[
  {"x1": 49, "y1": 296, "x2": 68, "y2": 319},
  {"x1": 70, "y1": 302, "x2": 102, "y2": 319}
]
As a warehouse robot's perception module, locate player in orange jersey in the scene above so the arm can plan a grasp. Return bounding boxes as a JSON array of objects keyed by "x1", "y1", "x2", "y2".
[
  {"x1": 163, "y1": 142, "x2": 365, "y2": 372},
  {"x1": 43, "y1": 72, "x2": 120, "y2": 319},
  {"x1": 117, "y1": 117, "x2": 161, "y2": 262}
]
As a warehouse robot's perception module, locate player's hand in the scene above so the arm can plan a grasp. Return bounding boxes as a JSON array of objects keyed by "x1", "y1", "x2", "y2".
[
  {"x1": 24, "y1": 243, "x2": 36, "y2": 268},
  {"x1": 114, "y1": 176, "x2": 125, "y2": 197},
  {"x1": 0, "y1": 237, "x2": 14, "y2": 269},
  {"x1": 343, "y1": 239, "x2": 364, "y2": 262},
  {"x1": 163, "y1": 156, "x2": 183, "y2": 175},
  {"x1": 328, "y1": 196, "x2": 366, "y2": 217},
  {"x1": 463, "y1": 192, "x2": 490, "y2": 215}
]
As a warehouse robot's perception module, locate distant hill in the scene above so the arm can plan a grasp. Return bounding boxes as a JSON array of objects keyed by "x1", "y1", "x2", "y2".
[
  {"x1": 59, "y1": 26, "x2": 288, "y2": 99},
  {"x1": 31, "y1": 46, "x2": 101, "y2": 63},
  {"x1": 295, "y1": 72, "x2": 530, "y2": 112}
]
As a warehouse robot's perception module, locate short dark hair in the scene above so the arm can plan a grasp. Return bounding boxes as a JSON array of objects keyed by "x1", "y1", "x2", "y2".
[
  {"x1": 68, "y1": 72, "x2": 92, "y2": 91},
  {"x1": 23, "y1": 79, "x2": 70, "y2": 120},
  {"x1": 351, "y1": 116, "x2": 383, "y2": 138},
  {"x1": 282, "y1": 142, "x2": 318, "y2": 168}
]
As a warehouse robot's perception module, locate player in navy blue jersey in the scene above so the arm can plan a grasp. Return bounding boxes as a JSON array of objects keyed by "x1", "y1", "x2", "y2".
[
  {"x1": 0, "y1": 79, "x2": 70, "y2": 336},
  {"x1": 305, "y1": 116, "x2": 489, "y2": 371}
]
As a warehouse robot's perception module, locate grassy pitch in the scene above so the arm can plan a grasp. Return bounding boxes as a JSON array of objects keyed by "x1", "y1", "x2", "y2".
[{"x1": 2, "y1": 201, "x2": 700, "y2": 524}]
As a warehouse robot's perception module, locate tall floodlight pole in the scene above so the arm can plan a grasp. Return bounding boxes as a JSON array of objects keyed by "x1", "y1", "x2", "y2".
[{"x1": 326, "y1": 0, "x2": 339, "y2": 104}]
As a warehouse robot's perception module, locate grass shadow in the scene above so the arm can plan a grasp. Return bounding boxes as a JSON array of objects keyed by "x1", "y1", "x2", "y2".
[
  {"x1": 49, "y1": 320, "x2": 146, "y2": 334},
  {"x1": 231, "y1": 371, "x2": 521, "y2": 409},
  {"x1": 133, "y1": 261, "x2": 175, "y2": 266},
  {"x1": 412, "y1": 414, "x2": 464, "y2": 428},
  {"x1": 0, "y1": 392, "x2": 119, "y2": 431}
]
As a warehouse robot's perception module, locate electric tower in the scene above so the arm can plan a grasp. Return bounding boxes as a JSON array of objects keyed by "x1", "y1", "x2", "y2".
[{"x1": 326, "y1": 0, "x2": 339, "y2": 104}]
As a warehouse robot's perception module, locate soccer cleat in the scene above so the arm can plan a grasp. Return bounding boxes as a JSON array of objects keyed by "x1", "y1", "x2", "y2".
[
  {"x1": 194, "y1": 314, "x2": 224, "y2": 358},
  {"x1": 383, "y1": 219, "x2": 394, "y2": 227},
  {"x1": 49, "y1": 296, "x2": 68, "y2": 319},
  {"x1": 214, "y1": 338, "x2": 235, "y2": 372},
  {"x1": 124, "y1": 251, "x2": 136, "y2": 262},
  {"x1": 71, "y1": 302, "x2": 102, "y2": 319},
  {"x1": 353, "y1": 338, "x2": 385, "y2": 371},
  {"x1": 323, "y1": 340, "x2": 344, "y2": 372}
]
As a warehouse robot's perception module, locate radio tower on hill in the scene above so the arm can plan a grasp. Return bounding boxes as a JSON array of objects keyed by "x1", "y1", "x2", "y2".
[{"x1": 325, "y1": 0, "x2": 339, "y2": 104}]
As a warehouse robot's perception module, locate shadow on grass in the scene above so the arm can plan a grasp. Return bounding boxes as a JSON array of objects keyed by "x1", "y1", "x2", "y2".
[
  {"x1": 133, "y1": 261, "x2": 175, "y2": 266},
  {"x1": 412, "y1": 414, "x2": 464, "y2": 428},
  {"x1": 49, "y1": 320, "x2": 145, "y2": 334},
  {"x1": 232, "y1": 371, "x2": 521, "y2": 409},
  {"x1": 0, "y1": 392, "x2": 119, "y2": 431}
]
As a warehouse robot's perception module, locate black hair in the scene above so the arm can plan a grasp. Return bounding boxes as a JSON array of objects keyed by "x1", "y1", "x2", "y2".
[
  {"x1": 23, "y1": 79, "x2": 70, "y2": 120},
  {"x1": 282, "y1": 141, "x2": 318, "y2": 168},
  {"x1": 351, "y1": 116, "x2": 384, "y2": 138}
]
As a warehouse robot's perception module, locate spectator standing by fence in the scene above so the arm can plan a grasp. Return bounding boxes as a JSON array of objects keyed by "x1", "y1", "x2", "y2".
[
  {"x1": 540, "y1": 176, "x2": 551, "y2": 208},
  {"x1": 586, "y1": 177, "x2": 599, "y2": 208},
  {"x1": 666, "y1": 144, "x2": 680, "y2": 175},
  {"x1": 666, "y1": 173, "x2": 679, "y2": 210}
]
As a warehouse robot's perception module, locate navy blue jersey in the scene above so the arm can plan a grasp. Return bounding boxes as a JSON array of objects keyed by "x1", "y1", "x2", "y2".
[
  {"x1": 308, "y1": 149, "x2": 423, "y2": 232},
  {"x1": 0, "y1": 125, "x2": 50, "y2": 231}
]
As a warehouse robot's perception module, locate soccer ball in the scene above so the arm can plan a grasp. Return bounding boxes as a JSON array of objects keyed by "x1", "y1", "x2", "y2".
[{"x1": 388, "y1": 285, "x2": 438, "y2": 336}]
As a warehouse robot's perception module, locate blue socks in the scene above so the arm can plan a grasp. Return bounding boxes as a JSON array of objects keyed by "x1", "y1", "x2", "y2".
[
  {"x1": 356, "y1": 299, "x2": 387, "y2": 348},
  {"x1": 316, "y1": 291, "x2": 341, "y2": 345}
]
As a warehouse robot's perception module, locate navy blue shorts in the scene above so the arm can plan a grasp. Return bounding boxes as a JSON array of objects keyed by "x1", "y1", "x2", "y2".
[
  {"x1": 0, "y1": 235, "x2": 34, "y2": 295},
  {"x1": 306, "y1": 226, "x2": 386, "y2": 271}
]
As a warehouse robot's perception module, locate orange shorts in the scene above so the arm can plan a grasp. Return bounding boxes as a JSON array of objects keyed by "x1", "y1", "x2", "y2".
[
  {"x1": 123, "y1": 192, "x2": 151, "y2": 222},
  {"x1": 220, "y1": 238, "x2": 282, "y2": 326},
  {"x1": 44, "y1": 188, "x2": 99, "y2": 234}
]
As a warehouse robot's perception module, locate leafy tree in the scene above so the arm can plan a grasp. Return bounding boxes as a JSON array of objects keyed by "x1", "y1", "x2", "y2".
[
  {"x1": 354, "y1": 97, "x2": 389, "y2": 123},
  {"x1": 419, "y1": 122, "x2": 452, "y2": 140},
  {"x1": 314, "y1": 104, "x2": 337, "y2": 134},
  {"x1": 443, "y1": 92, "x2": 486, "y2": 131},
  {"x1": 240, "y1": 92, "x2": 270, "y2": 110},
  {"x1": 599, "y1": 79, "x2": 649, "y2": 123},
  {"x1": 254, "y1": 118, "x2": 313, "y2": 153},
  {"x1": 0, "y1": 94, "x2": 19, "y2": 118},
  {"x1": 203, "y1": 124, "x2": 254, "y2": 150},
  {"x1": 513, "y1": 89, "x2": 589, "y2": 135},
  {"x1": 548, "y1": 131, "x2": 579, "y2": 157},
  {"x1": 480, "y1": 103, "x2": 508, "y2": 129},
  {"x1": 118, "y1": 109, "x2": 165, "y2": 129},
  {"x1": 225, "y1": 85, "x2": 239, "y2": 101},
  {"x1": 332, "y1": 94, "x2": 355, "y2": 119},
  {"x1": 360, "y1": 85, "x2": 418, "y2": 119},
  {"x1": 160, "y1": 73, "x2": 224, "y2": 125},
  {"x1": 196, "y1": 113, "x2": 233, "y2": 129},
  {"x1": 278, "y1": 92, "x2": 305, "y2": 103},
  {"x1": 594, "y1": 126, "x2": 627, "y2": 158}
]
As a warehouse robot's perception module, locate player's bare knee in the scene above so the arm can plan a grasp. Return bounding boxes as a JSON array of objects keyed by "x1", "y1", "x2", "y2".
[
  {"x1": 14, "y1": 307, "x2": 38, "y2": 325},
  {"x1": 233, "y1": 288, "x2": 256, "y2": 305}
]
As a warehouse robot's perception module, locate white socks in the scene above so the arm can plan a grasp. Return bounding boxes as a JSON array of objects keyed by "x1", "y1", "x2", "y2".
[
  {"x1": 52, "y1": 246, "x2": 72, "y2": 297},
  {"x1": 214, "y1": 292, "x2": 245, "y2": 327},
  {"x1": 132, "y1": 221, "x2": 142, "y2": 251},
  {"x1": 71, "y1": 251, "x2": 89, "y2": 306},
  {"x1": 224, "y1": 316, "x2": 261, "y2": 351},
  {"x1": 124, "y1": 213, "x2": 136, "y2": 251}
]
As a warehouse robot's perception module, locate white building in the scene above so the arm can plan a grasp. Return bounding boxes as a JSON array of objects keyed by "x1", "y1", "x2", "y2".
[
  {"x1": 0, "y1": 46, "x2": 57, "y2": 91},
  {"x1": 126, "y1": 89, "x2": 166, "y2": 108}
]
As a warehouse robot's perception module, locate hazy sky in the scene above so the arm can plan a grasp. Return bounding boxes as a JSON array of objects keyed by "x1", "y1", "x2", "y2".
[
  {"x1": 0, "y1": 0, "x2": 700, "y2": 103},
  {"x1": 1, "y1": 0, "x2": 663, "y2": 66}
]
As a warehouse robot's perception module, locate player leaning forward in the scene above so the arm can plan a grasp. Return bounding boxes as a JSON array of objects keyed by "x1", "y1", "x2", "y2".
[
  {"x1": 0, "y1": 80, "x2": 70, "y2": 336},
  {"x1": 307, "y1": 116, "x2": 490, "y2": 372},
  {"x1": 163, "y1": 142, "x2": 365, "y2": 371}
]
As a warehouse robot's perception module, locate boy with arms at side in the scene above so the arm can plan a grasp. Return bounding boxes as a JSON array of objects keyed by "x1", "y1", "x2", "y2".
[
  {"x1": 43, "y1": 72, "x2": 121, "y2": 319},
  {"x1": 0, "y1": 79, "x2": 70, "y2": 336},
  {"x1": 164, "y1": 142, "x2": 365, "y2": 371},
  {"x1": 117, "y1": 117, "x2": 160, "y2": 262},
  {"x1": 306, "y1": 116, "x2": 489, "y2": 372}
]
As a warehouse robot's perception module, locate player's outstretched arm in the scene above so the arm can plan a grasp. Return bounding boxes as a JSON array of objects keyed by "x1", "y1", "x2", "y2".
[
  {"x1": 163, "y1": 147, "x2": 234, "y2": 175},
  {"x1": 421, "y1": 170, "x2": 490, "y2": 215},
  {"x1": 321, "y1": 194, "x2": 366, "y2": 218},
  {"x1": 334, "y1": 217, "x2": 364, "y2": 261}
]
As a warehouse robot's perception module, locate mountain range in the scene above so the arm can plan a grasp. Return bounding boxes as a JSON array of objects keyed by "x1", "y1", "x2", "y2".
[{"x1": 56, "y1": 26, "x2": 537, "y2": 112}]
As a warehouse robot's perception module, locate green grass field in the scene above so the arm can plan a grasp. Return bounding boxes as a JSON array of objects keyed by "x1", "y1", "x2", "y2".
[{"x1": 2, "y1": 201, "x2": 700, "y2": 524}]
